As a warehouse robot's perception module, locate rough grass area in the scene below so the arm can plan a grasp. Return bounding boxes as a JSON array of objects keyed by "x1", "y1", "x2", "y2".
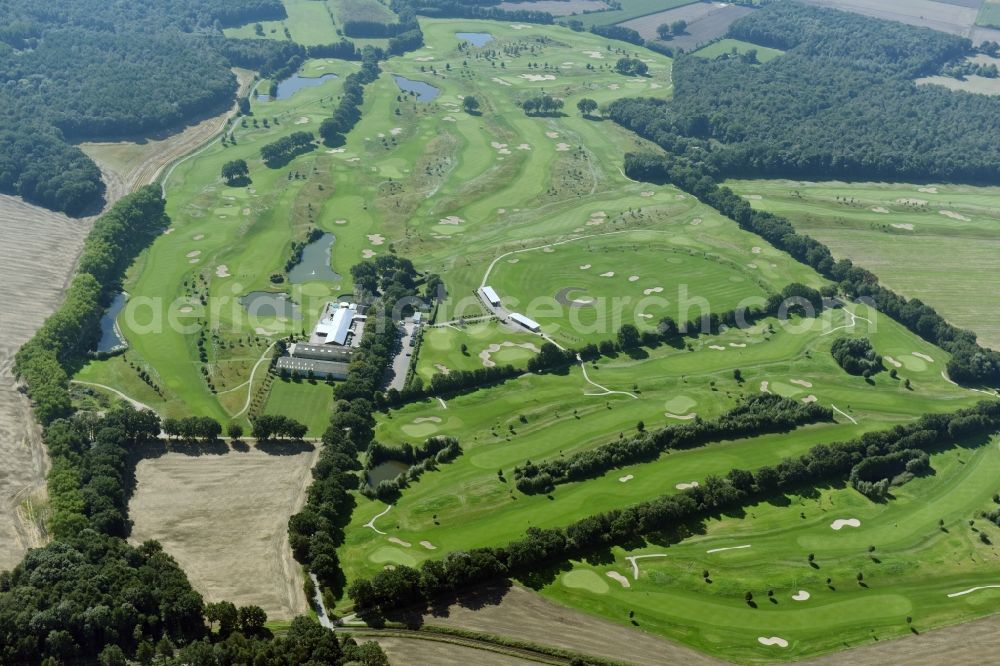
[
  {"x1": 727, "y1": 179, "x2": 1000, "y2": 349},
  {"x1": 129, "y1": 446, "x2": 318, "y2": 619},
  {"x1": 693, "y1": 38, "x2": 785, "y2": 63},
  {"x1": 225, "y1": 0, "x2": 338, "y2": 45},
  {"x1": 980, "y1": 1, "x2": 1000, "y2": 27}
]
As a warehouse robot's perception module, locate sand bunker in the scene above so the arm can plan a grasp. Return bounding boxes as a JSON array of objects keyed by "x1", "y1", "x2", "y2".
[
  {"x1": 640, "y1": 191, "x2": 654, "y2": 197},
  {"x1": 608, "y1": 83, "x2": 620, "y2": 90},
  {"x1": 434, "y1": 363, "x2": 450, "y2": 375},
  {"x1": 940, "y1": 210, "x2": 970, "y2": 221},
  {"x1": 628, "y1": 275, "x2": 640, "y2": 282},
  {"x1": 419, "y1": 541, "x2": 436, "y2": 550},
  {"x1": 492, "y1": 77, "x2": 512, "y2": 86},
  {"x1": 479, "y1": 341, "x2": 541, "y2": 368},
  {"x1": 708, "y1": 345, "x2": 726, "y2": 351},
  {"x1": 606, "y1": 571, "x2": 631, "y2": 588},
  {"x1": 388, "y1": 537, "x2": 412, "y2": 547},
  {"x1": 579, "y1": 264, "x2": 591, "y2": 270},
  {"x1": 742, "y1": 194, "x2": 762, "y2": 200},
  {"x1": 600, "y1": 271, "x2": 615, "y2": 277},
  {"x1": 758, "y1": 637, "x2": 789, "y2": 648},
  {"x1": 367, "y1": 234, "x2": 385, "y2": 245},
  {"x1": 665, "y1": 412, "x2": 697, "y2": 420},
  {"x1": 442, "y1": 115, "x2": 457, "y2": 122},
  {"x1": 643, "y1": 286, "x2": 663, "y2": 295},
  {"x1": 215, "y1": 265, "x2": 230, "y2": 278},
  {"x1": 179, "y1": 306, "x2": 194, "y2": 314},
  {"x1": 891, "y1": 223, "x2": 914, "y2": 231},
  {"x1": 792, "y1": 590, "x2": 811, "y2": 601},
  {"x1": 517, "y1": 143, "x2": 532, "y2": 150},
  {"x1": 327, "y1": 148, "x2": 346, "y2": 154},
  {"x1": 751, "y1": 246, "x2": 762, "y2": 254},
  {"x1": 521, "y1": 73, "x2": 556, "y2": 82},
  {"x1": 439, "y1": 215, "x2": 463, "y2": 225},
  {"x1": 802, "y1": 395, "x2": 818, "y2": 404},
  {"x1": 546, "y1": 131, "x2": 560, "y2": 139},
  {"x1": 691, "y1": 218, "x2": 702, "y2": 225},
  {"x1": 390, "y1": 127, "x2": 403, "y2": 136},
  {"x1": 186, "y1": 250, "x2": 201, "y2": 258},
  {"x1": 919, "y1": 186, "x2": 939, "y2": 194},
  {"x1": 334, "y1": 219, "x2": 348, "y2": 225},
  {"x1": 510, "y1": 23, "x2": 531, "y2": 29},
  {"x1": 618, "y1": 474, "x2": 634, "y2": 483},
  {"x1": 913, "y1": 351, "x2": 934, "y2": 362},
  {"x1": 413, "y1": 416, "x2": 442, "y2": 424},
  {"x1": 706, "y1": 544, "x2": 751, "y2": 554},
  {"x1": 830, "y1": 518, "x2": 861, "y2": 530},
  {"x1": 507, "y1": 258, "x2": 519, "y2": 264},
  {"x1": 362, "y1": 249, "x2": 377, "y2": 259},
  {"x1": 585, "y1": 218, "x2": 605, "y2": 226},
  {"x1": 871, "y1": 206, "x2": 890, "y2": 214},
  {"x1": 729, "y1": 343, "x2": 747, "y2": 348},
  {"x1": 193, "y1": 234, "x2": 205, "y2": 241},
  {"x1": 885, "y1": 355, "x2": 902, "y2": 368},
  {"x1": 760, "y1": 381, "x2": 770, "y2": 393},
  {"x1": 675, "y1": 481, "x2": 700, "y2": 490},
  {"x1": 555, "y1": 143, "x2": 571, "y2": 151},
  {"x1": 414, "y1": 56, "x2": 434, "y2": 61},
  {"x1": 747, "y1": 263, "x2": 758, "y2": 269},
  {"x1": 294, "y1": 116, "x2": 309, "y2": 125},
  {"x1": 790, "y1": 379, "x2": 813, "y2": 388},
  {"x1": 582, "y1": 50, "x2": 604, "y2": 59},
  {"x1": 946, "y1": 585, "x2": 1000, "y2": 598}
]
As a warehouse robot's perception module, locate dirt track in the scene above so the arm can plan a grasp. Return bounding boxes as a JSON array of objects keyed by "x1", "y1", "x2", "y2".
[
  {"x1": 425, "y1": 585, "x2": 724, "y2": 666},
  {"x1": 128, "y1": 447, "x2": 318, "y2": 619}
]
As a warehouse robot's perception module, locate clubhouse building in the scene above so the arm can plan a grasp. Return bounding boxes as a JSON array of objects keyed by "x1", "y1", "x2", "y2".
[{"x1": 275, "y1": 302, "x2": 365, "y2": 379}]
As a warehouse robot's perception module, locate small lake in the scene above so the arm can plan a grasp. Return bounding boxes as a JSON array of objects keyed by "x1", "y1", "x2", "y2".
[
  {"x1": 393, "y1": 75, "x2": 440, "y2": 101},
  {"x1": 288, "y1": 233, "x2": 341, "y2": 284},
  {"x1": 457, "y1": 32, "x2": 494, "y2": 47},
  {"x1": 241, "y1": 292, "x2": 302, "y2": 320},
  {"x1": 96, "y1": 292, "x2": 128, "y2": 353},
  {"x1": 267, "y1": 73, "x2": 338, "y2": 101},
  {"x1": 366, "y1": 460, "x2": 410, "y2": 488}
]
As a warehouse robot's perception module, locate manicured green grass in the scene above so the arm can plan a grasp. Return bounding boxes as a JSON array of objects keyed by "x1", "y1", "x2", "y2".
[
  {"x1": 543, "y1": 439, "x2": 1000, "y2": 663},
  {"x1": 726, "y1": 179, "x2": 1000, "y2": 349},
  {"x1": 575, "y1": 0, "x2": 697, "y2": 27},
  {"x1": 263, "y1": 378, "x2": 336, "y2": 436},
  {"x1": 414, "y1": 321, "x2": 541, "y2": 382},
  {"x1": 693, "y1": 38, "x2": 785, "y2": 63}
]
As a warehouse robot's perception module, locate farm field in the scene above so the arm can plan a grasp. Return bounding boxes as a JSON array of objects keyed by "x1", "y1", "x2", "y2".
[
  {"x1": 917, "y1": 54, "x2": 1000, "y2": 95},
  {"x1": 498, "y1": 0, "x2": 612, "y2": 17},
  {"x1": 0, "y1": 196, "x2": 92, "y2": 570},
  {"x1": 574, "y1": 0, "x2": 696, "y2": 27},
  {"x1": 339, "y1": 300, "x2": 983, "y2": 596},
  {"x1": 797, "y1": 0, "x2": 979, "y2": 36},
  {"x1": 544, "y1": 438, "x2": 1000, "y2": 663},
  {"x1": 727, "y1": 179, "x2": 1000, "y2": 349},
  {"x1": 621, "y1": 2, "x2": 753, "y2": 52},
  {"x1": 224, "y1": 0, "x2": 338, "y2": 45},
  {"x1": 128, "y1": 446, "x2": 318, "y2": 620},
  {"x1": 980, "y1": 0, "x2": 1000, "y2": 27},
  {"x1": 693, "y1": 38, "x2": 785, "y2": 63}
]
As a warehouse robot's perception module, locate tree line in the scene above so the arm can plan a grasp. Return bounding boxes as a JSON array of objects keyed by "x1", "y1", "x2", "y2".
[
  {"x1": 348, "y1": 400, "x2": 1000, "y2": 623},
  {"x1": 617, "y1": 150, "x2": 1000, "y2": 388},
  {"x1": 363, "y1": 436, "x2": 462, "y2": 502},
  {"x1": 831, "y1": 337, "x2": 884, "y2": 377},
  {"x1": 260, "y1": 131, "x2": 315, "y2": 167},
  {"x1": 514, "y1": 394, "x2": 832, "y2": 494},
  {"x1": 320, "y1": 48, "x2": 382, "y2": 147},
  {"x1": 14, "y1": 186, "x2": 169, "y2": 425}
]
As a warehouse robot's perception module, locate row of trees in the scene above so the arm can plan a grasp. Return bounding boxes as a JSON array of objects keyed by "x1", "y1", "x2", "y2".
[
  {"x1": 319, "y1": 48, "x2": 382, "y2": 147},
  {"x1": 14, "y1": 186, "x2": 170, "y2": 424},
  {"x1": 521, "y1": 95, "x2": 565, "y2": 116},
  {"x1": 348, "y1": 400, "x2": 1000, "y2": 622},
  {"x1": 363, "y1": 436, "x2": 462, "y2": 502},
  {"x1": 162, "y1": 416, "x2": 223, "y2": 442},
  {"x1": 250, "y1": 414, "x2": 308, "y2": 440},
  {"x1": 259, "y1": 131, "x2": 315, "y2": 167},
  {"x1": 616, "y1": 150, "x2": 1000, "y2": 388},
  {"x1": 513, "y1": 394, "x2": 832, "y2": 494}
]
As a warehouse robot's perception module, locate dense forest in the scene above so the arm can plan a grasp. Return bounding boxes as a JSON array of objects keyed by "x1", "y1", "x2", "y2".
[{"x1": 608, "y1": 2, "x2": 1000, "y2": 184}]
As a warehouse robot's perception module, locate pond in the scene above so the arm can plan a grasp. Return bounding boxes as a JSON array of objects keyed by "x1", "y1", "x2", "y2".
[
  {"x1": 263, "y1": 73, "x2": 338, "y2": 101},
  {"x1": 241, "y1": 291, "x2": 302, "y2": 320},
  {"x1": 288, "y1": 233, "x2": 341, "y2": 284},
  {"x1": 393, "y1": 75, "x2": 440, "y2": 101},
  {"x1": 366, "y1": 460, "x2": 411, "y2": 488},
  {"x1": 96, "y1": 292, "x2": 128, "y2": 353},
  {"x1": 456, "y1": 32, "x2": 493, "y2": 47}
]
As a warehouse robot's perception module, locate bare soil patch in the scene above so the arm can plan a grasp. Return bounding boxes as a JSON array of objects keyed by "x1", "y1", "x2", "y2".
[
  {"x1": 425, "y1": 584, "x2": 722, "y2": 666},
  {"x1": 0, "y1": 195, "x2": 94, "y2": 569},
  {"x1": 367, "y1": 636, "x2": 534, "y2": 665},
  {"x1": 129, "y1": 447, "x2": 318, "y2": 619}
]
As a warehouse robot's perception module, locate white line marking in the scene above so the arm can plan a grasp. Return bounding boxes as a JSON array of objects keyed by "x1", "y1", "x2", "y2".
[{"x1": 706, "y1": 544, "x2": 751, "y2": 554}]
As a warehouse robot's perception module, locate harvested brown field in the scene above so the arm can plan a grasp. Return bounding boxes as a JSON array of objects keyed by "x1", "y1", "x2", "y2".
[
  {"x1": 497, "y1": 0, "x2": 609, "y2": 16},
  {"x1": 798, "y1": 0, "x2": 978, "y2": 36},
  {"x1": 0, "y1": 195, "x2": 93, "y2": 570},
  {"x1": 623, "y1": 2, "x2": 753, "y2": 52},
  {"x1": 128, "y1": 446, "x2": 318, "y2": 619},
  {"x1": 425, "y1": 584, "x2": 723, "y2": 666},
  {"x1": 364, "y1": 636, "x2": 535, "y2": 666}
]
